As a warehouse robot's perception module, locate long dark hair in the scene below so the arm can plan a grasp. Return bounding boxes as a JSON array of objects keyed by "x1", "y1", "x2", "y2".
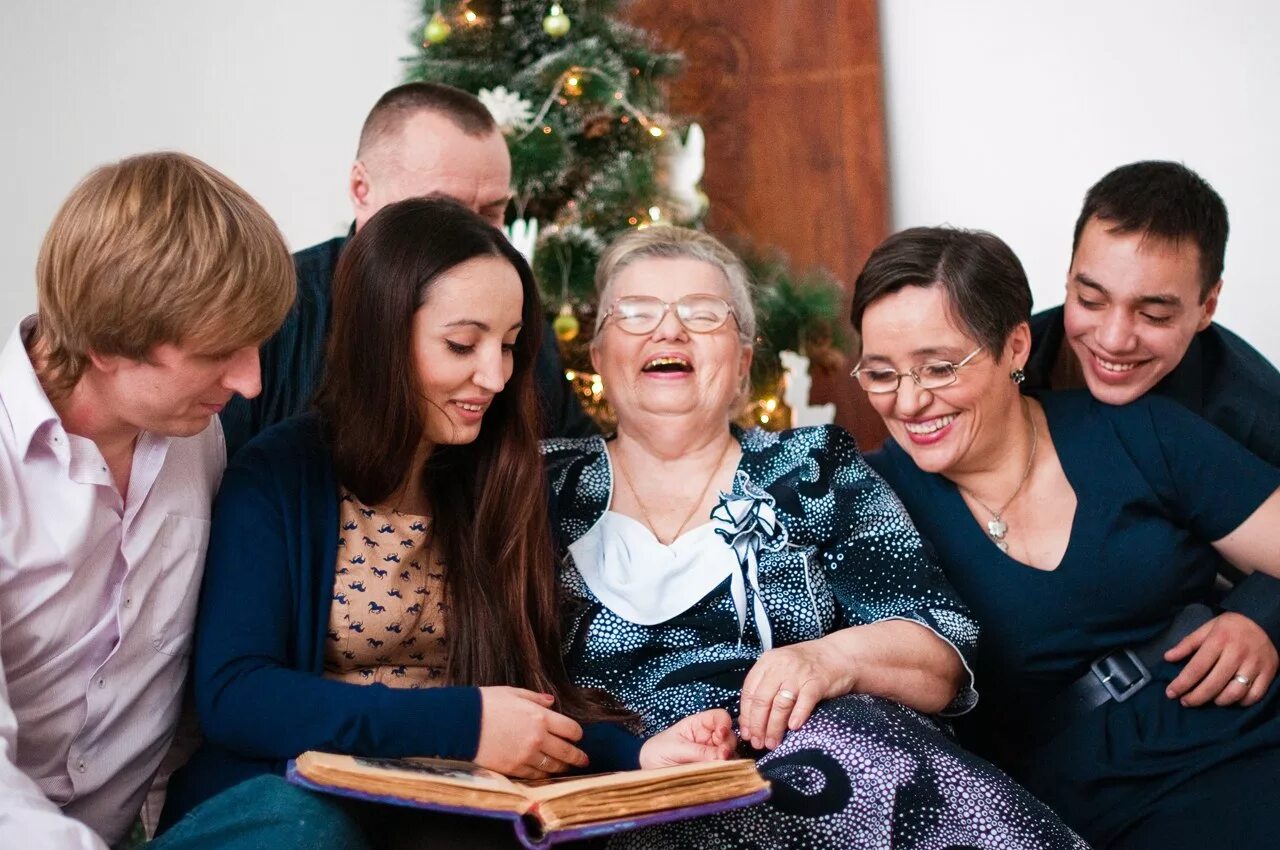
[{"x1": 315, "y1": 196, "x2": 600, "y2": 720}]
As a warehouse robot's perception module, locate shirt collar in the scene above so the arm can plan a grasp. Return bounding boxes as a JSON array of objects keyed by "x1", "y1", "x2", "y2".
[
  {"x1": 0, "y1": 317, "x2": 61, "y2": 459},
  {"x1": 1023, "y1": 305, "x2": 1207, "y2": 414},
  {"x1": 1023, "y1": 306, "x2": 1065, "y2": 390},
  {"x1": 1153, "y1": 330, "x2": 1207, "y2": 415}
]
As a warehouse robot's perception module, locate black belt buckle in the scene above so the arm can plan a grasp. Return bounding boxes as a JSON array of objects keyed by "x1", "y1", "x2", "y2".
[{"x1": 1090, "y1": 648, "x2": 1151, "y2": 703}]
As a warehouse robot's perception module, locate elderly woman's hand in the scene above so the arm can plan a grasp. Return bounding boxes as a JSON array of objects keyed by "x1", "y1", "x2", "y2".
[
  {"x1": 639, "y1": 709, "x2": 737, "y2": 768},
  {"x1": 738, "y1": 640, "x2": 850, "y2": 750}
]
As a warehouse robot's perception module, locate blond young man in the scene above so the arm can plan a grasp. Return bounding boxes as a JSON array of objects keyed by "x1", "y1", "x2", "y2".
[{"x1": 0, "y1": 152, "x2": 295, "y2": 849}]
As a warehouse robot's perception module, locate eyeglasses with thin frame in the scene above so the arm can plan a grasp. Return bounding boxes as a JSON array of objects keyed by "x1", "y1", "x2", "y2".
[
  {"x1": 603, "y1": 294, "x2": 737, "y2": 336},
  {"x1": 850, "y1": 347, "x2": 984, "y2": 394}
]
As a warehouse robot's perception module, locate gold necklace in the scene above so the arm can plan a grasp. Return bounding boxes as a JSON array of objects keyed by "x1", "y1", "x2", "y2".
[
  {"x1": 959, "y1": 398, "x2": 1038, "y2": 553},
  {"x1": 613, "y1": 436, "x2": 734, "y2": 545}
]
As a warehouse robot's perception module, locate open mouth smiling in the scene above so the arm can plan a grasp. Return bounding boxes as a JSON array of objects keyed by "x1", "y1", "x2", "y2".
[
  {"x1": 903, "y1": 414, "x2": 956, "y2": 435},
  {"x1": 641, "y1": 355, "x2": 693, "y2": 374}
]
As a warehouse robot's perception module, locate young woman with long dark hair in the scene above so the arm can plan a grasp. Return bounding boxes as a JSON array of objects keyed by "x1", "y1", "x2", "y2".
[{"x1": 157, "y1": 198, "x2": 731, "y2": 849}]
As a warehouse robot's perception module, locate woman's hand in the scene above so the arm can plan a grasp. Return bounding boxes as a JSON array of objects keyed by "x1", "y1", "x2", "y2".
[
  {"x1": 739, "y1": 639, "x2": 849, "y2": 751},
  {"x1": 1164, "y1": 612, "x2": 1278, "y2": 707},
  {"x1": 473, "y1": 687, "x2": 590, "y2": 778},
  {"x1": 639, "y1": 709, "x2": 737, "y2": 768}
]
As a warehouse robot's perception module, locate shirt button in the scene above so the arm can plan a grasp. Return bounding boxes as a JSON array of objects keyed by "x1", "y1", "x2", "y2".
[
  {"x1": 123, "y1": 598, "x2": 132, "y2": 608},
  {"x1": 76, "y1": 760, "x2": 86, "y2": 773},
  {"x1": 97, "y1": 678, "x2": 105, "y2": 689}
]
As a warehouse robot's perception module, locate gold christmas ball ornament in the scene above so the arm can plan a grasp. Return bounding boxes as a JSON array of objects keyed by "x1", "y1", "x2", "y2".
[
  {"x1": 553, "y1": 304, "x2": 581, "y2": 342},
  {"x1": 423, "y1": 11, "x2": 452, "y2": 45},
  {"x1": 543, "y1": 3, "x2": 572, "y2": 38}
]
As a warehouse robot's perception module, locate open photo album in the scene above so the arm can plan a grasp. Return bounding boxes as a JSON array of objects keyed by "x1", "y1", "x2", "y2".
[{"x1": 287, "y1": 751, "x2": 771, "y2": 849}]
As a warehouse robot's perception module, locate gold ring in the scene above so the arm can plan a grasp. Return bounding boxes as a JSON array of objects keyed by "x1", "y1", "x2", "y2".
[
  {"x1": 776, "y1": 689, "x2": 797, "y2": 704},
  {"x1": 537, "y1": 754, "x2": 550, "y2": 771}
]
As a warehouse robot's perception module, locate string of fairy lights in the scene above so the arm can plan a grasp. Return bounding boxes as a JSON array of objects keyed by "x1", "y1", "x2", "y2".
[{"x1": 422, "y1": 1, "x2": 670, "y2": 143}]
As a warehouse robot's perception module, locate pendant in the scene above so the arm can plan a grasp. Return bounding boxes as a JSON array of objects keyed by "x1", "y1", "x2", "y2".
[{"x1": 987, "y1": 517, "x2": 1008, "y2": 539}]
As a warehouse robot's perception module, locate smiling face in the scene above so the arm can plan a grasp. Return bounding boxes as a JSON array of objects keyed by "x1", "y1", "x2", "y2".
[
  {"x1": 591, "y1": 256, "x2": 751, "y2": 428},
  {"x1": 859, "y1": 284, "x2": 1029, "y2": 476},
  {"x1": 412, "y1": 255, "x2": 524, "y2": 447},
  {"x1": 93, "y1": 339, "x2": 262, "y2": 437},
  {"x1": 1063, "y1": 216, "x2": 1220, "y2": 405}
]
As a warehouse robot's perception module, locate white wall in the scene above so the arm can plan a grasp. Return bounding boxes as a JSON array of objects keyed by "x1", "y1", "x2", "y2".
[
  {"x1": 0, "y1": 0, "x2": 415, "y2": 330},
  {"x1": 881, "y1": 0, "x2": 1280, "y2": 365},
  {"x1": 3, "y1": 1, "x2": 1277, "y2": 366}
]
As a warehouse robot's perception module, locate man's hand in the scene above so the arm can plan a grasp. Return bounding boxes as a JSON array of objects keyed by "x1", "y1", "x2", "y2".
[
  {"x1": 639, "y1": 709, "x2": 736, "y2": 768},
  {"x1": 1164, "y1": 612, "x2": 1278, "y2": 707}
]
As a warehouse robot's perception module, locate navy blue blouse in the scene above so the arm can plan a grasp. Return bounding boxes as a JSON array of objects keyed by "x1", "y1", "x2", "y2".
[
  {"x1": 870, "y1": 391, "x2": 1279, "y2": 708},
  {"x1": 869, "y1": 390, "x2": 1280, "y2": 844}
]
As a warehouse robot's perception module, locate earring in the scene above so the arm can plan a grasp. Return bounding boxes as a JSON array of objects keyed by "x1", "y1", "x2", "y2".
[{"x1": 1010, "y1": 368, "x2": 1026, "y2": 385}]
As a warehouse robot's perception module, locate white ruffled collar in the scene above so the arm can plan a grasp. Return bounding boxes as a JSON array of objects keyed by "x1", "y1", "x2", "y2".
[{"x1": 567, "y1": 463, "x2": 789, "y2": 649}]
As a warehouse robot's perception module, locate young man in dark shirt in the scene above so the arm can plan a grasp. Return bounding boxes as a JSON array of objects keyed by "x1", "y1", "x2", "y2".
[
  {"x1": 220, "y1": 82, "x2": 597, "y2": 456},
  {"x1": 1026, "y1": 161, "x2": 1280, "y2": 464},
  {"x1": 1026, "y1": 160, "x2": 1280, "y2": 704}
]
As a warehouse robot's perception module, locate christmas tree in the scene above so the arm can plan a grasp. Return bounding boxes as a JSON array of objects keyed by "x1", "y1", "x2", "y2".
[{"x1": 406, "y1": 0, "x2": 845, "y2": 429}]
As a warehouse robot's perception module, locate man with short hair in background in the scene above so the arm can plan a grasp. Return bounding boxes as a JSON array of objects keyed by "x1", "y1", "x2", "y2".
[
  {"x1": 0, "y1": 152, "x2": 295, "y2": 848},
  {"x1": 220, "y1": 81, "x2": 596, "y2": 456},
  {"x1": 1025, "y1": 159, "x2": 1280, "y2": 707}
]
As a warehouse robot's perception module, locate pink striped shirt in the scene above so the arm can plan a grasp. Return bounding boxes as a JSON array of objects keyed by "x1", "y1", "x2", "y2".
[{"x1": 0, "y1": 321, "x2": 224, "y2": 847}]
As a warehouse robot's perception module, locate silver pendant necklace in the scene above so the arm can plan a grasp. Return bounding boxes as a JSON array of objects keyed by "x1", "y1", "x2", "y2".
[{"x1": 961, "y1": 398, "x2": 1038, "y2": 553}]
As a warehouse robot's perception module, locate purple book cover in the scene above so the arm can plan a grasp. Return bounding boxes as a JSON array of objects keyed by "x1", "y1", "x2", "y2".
[{"x1": 285, "y1": 760, "x2": 771, "y2": 849}]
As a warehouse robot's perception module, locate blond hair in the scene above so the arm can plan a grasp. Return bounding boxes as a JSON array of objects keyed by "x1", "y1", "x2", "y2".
[
  {"x1": 593, "y1": 225, "x2": 756, "y2": 344},
  {"x1": 35, "y1": 152, "x2": 295, "y2": 395}
]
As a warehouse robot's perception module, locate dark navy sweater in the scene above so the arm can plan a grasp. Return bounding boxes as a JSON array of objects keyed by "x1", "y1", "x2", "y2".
[{"x1": 160, "y1": 414, "x2": 639, "y2": 828}]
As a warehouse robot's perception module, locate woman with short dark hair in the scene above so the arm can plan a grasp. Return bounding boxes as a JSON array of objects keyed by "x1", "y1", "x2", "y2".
[
  {"x1": 857, "y1": 225, "x2": 1280, "y2": 849},
  {"x1": 157, "y1": 198, "x2": 732, "y2": 848}
]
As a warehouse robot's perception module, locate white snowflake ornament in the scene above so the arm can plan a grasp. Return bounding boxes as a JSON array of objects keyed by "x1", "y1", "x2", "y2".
[{"x1": 477, "y1": 86, "x2": 534, "y2": 134}]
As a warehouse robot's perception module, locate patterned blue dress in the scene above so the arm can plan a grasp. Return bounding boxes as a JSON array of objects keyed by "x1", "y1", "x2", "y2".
[{"x1": 544, "y1": 425, "x2": 1087, "y2": 849}]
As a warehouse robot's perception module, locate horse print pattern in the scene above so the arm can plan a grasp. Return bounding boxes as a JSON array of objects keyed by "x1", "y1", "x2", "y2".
[{"x1": 323, "y1": 488, "x2": 449, "y2": 687}]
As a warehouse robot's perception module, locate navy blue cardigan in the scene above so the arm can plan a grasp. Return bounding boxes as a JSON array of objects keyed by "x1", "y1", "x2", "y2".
[{"x1": 161, "y1": 414, "x2": 640, "y2": 828}]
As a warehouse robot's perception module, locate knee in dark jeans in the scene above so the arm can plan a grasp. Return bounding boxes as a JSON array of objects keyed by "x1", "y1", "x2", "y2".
[{"x1": 153, "y1": 775, "x2": 371, "y2": 850}]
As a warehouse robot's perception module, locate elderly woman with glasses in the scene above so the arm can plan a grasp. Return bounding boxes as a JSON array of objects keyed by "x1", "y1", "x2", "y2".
[
  {"x1": 542, "y1": 225, "x2": 1087, "y2": 849},
  {"x1": 857, "y1": 226, "x2": 1280, "y2": 850}
]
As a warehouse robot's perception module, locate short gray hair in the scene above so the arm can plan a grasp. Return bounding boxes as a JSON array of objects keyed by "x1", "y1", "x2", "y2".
[{"x1": 593, "y1": 225, "x2": 755, "y2": 344}]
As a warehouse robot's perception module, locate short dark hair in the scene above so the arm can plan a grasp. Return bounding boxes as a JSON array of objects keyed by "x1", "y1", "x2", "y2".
[
  {"x1": 315, "y1": 196, "x2": 604, "y2": 721},
  {"x1": 1071, "y1": 161, "x2": 1228, "y2": 301},
  {"x1": 356, "y1": 82, "x2": 497, "y2": 158},
  {"x1": 851, "y1": 226, "x2": 1032, "y2": 356}
]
